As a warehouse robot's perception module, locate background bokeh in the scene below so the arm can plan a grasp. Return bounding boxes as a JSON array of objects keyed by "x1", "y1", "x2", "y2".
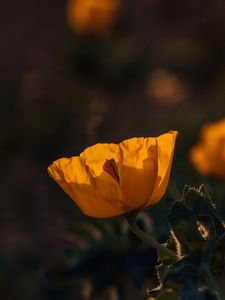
[{"x1": 1, "y1": 0, "x2": 225, "y2": 299}]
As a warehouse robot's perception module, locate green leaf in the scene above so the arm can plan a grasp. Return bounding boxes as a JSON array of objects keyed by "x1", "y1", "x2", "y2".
[
  {"x1": 197, "y1": 214, "x2": 216, "y2": 241},
  {"x1": 156, "y1": 263, "x2": 168, "y2": 285},
  {"x1": 163, "y1": 256, "x2": 200, "y2": 290},
  {"x1": 166, "y1": 232, "x2": 186, "y2": 257},
  {"x1": 147, "y1": 264, "x2": 168, "y2": 297},
  {"x1": 182, "y1": 185, "x2": 225, "y2": 236},
  {"x1": 166, "y1": 201, "x2": 207, "y2": 253}
]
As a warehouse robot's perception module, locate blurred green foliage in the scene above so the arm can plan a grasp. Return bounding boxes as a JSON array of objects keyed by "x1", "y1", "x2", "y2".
[{"x1": 40, "y1": 214, "x2": 157, "y2": 299}]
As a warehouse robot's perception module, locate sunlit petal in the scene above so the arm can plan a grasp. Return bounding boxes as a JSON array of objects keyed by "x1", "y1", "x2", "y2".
[
  {"x1": 48, "y1": 131, "x2": 178, "y2": 218},
  {"x1": 145, "y1": 131, "x2": 178, "y2": 208},
  {"x1": 119, "y1": 137, "x2": 158, "y2": 211},
  {"x1": 48, "y1": 156, "x2": 124, "y2": 218}
]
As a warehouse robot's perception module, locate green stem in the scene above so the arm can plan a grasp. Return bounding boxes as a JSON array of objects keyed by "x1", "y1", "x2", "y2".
[{"x1": 126, "y1": 216, "x2": 178, "y2": 262}]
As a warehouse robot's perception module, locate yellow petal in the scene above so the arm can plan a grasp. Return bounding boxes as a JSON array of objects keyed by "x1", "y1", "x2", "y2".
[
  {"x1": 48, "y1": 131, "x2": 178, "y2": 218},
  {"x1": 48, "y1": 144, "x2": 127, "y2": 218},
  {"x1": 48, "y1": 155, "x2": 124, "y2": 218},
  {"x1": 80, "y1": 143, "x2": 120, "y2": 177},
  {"x1": 118, "y1": 137, "x2": 158, "y2": 211},
  {"x1": 144, "y1": 131, "x2": 178, "y2": 208}
]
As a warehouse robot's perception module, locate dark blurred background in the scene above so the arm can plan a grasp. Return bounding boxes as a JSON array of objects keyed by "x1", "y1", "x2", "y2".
[{"x1": 1, "y1": 0, "x2": 225, "y2": 299}]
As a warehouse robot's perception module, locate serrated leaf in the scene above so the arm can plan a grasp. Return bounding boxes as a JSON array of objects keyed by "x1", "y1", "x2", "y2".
[
  {"x1": 163, "y1": 256, "x2": 200, "y2": 290},
  {"x1": 156, "y1": 263, "x2": 168, "y2": 284},
  {"x1": 197, "y1": 214, "x2": 216, "y2": 241},
  {"x1": 182, "y1": 186, "x2": 225, "y2": 236},
  {"x1": 166, "y1": 201, "x2": 207, "y2": 253},
  {"x1": 167, "y1": 231, "x2": 187, "y2": 257}
]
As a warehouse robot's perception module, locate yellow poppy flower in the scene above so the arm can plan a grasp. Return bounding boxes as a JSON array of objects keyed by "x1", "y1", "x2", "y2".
[
  {"x1": 190, "y1": 118, "x2": 225, "y2": 179},
  {"x1": 48, "y1": 131, "x2": 178, "y2": 218},
  {"x1": 66, "y1": 0, "x2": 121, "y2": 35}
]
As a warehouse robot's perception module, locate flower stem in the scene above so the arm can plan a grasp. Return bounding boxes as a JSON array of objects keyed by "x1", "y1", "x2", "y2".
[{"x1": 126, "y1": 216, "x2": 178, "y2": 261}]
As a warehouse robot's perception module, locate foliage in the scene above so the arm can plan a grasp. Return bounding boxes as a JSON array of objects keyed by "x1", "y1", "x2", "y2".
[
  {"x1": 148, "y1": 185, "x2": 225, "y2": 300},
  {"x1": 41, "y1": 214, "x2": 157, "y2": 299},
  {"x1": 42, "y1": 185, "x2": 225, "y2": 300}
]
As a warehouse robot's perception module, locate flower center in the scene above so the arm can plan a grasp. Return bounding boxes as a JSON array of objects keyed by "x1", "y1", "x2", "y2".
[{"x1": 103, "y1": 158, "x2": 120, "y2": 183}]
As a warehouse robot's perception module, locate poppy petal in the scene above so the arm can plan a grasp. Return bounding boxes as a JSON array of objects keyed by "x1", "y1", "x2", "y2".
[
  {"x1": 49, "y1": 148, "x2": 125, "y2": 218},
  {"x1": 144, "y1": 131, "x2": 178, "y2": 208},
  {"x1": 118, "y1": 137, "x2": 158, "y2": 211}
]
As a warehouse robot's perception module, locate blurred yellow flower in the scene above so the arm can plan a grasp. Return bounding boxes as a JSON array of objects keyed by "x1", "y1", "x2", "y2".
[
  {"x1": 190, "y1": 118, "x2": 225, "y2": 179},
  {"x1": 147, "y1": 69, "x2": 186, "y2": 106},
  {"x1": 48, "y1": 131, "x2": 178, "y2": 218},
  {"x1": 66, "y1": 0, "x2": 121, "y2": 35}
]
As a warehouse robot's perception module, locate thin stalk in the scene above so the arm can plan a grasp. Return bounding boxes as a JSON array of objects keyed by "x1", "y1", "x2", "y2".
[{"x1": 126, "y1": 216, "x2": 178, "y2": 261}]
